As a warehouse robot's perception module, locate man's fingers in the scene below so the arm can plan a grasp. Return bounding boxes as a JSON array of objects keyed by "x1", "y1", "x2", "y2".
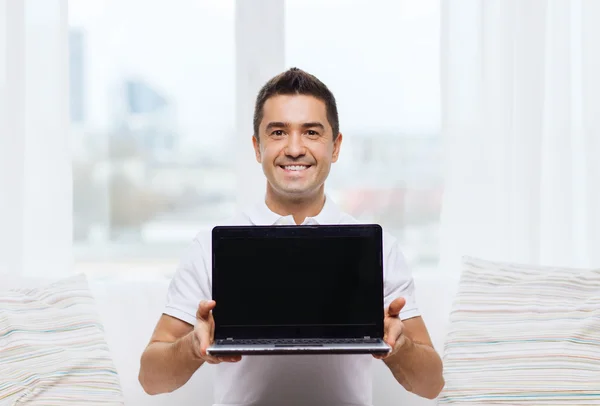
[
  {"x1": 218, "y1": 356, "x2": 242, "y2": 363},
  {"x1": 197, "y1": 329, "x2": 241, "y2": 363},
  {"x1": 387, "y1": 297, "x2": 406, "y2": 317},
  {"x1": 383, "y1": 319, "x2": 403, "y2": 348},
  {"x1": 194, "y1": 301, "x2": 238, "y2": 364},
  {"x1": 198, "y1": 327, "x2": 212, "y2": 357},
  {"x1": 196, "y1": 300, "x2": 216, "y2": 321},
  {"x1": 204, "y1": 355, "x2": 242, "y2": 365},
  {"x1": 204, "y1": 355, "x2": 221, "y2": 364},
  {"x1": 196, "y1": 329, "x2": 219, "y2": 364}
]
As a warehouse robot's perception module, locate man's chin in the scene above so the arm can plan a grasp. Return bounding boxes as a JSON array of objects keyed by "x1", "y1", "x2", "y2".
[
  {"x1": 279, "y1": 187, "x2": 312, "y2": 196},
  {"x1": 270, "y1": 182, "x2": 320, "y2": 199}
]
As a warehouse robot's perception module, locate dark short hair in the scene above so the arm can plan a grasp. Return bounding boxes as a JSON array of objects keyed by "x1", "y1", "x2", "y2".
[{"x1": 253, "y1": 67, "x2": 340, "y2": 141}]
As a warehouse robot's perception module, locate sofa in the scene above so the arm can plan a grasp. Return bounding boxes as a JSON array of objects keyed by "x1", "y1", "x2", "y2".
[
  {"x1": 1, "y1": 271, "x2": 459, "y2": 406},
  {"x1": 3, "y1": 257, "x2": 599, "y2": 405}
]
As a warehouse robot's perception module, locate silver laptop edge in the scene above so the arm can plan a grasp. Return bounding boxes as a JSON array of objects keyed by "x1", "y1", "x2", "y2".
[{"x1": 207, "y1": 340, "x2": 391, "y2": 356}]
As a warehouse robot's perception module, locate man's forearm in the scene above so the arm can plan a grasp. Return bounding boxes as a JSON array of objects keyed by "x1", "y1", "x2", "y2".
[
  {"x1": 384, "y1": 337, "x2": 445, "y2": 399},
  {"x1": 139, "y1": 332, "x2": 205, "y2": 395}
]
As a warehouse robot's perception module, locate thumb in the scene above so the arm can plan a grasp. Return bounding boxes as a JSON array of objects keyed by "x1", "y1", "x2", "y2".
[
  {"x1": 196, "y1": 300, "x2": 216, "y2": 321},
  {"x1": 387, "y1": 297, "x2": 406, "y2": 317}
]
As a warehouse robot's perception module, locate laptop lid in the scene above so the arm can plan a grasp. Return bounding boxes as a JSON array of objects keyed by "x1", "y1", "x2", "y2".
[{"x1": 211, "y1": 224, "x2": 384, "y2": 340}]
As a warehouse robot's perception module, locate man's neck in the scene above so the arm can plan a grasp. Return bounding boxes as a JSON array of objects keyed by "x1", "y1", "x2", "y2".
[{"x1": 265, "y1": 187, "x2": 326, "y2": 225}]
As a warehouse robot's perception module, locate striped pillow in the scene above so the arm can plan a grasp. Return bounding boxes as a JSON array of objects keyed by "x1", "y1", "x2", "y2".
[
  {"x1": 0, "y1": 274, "x2": 124, "y2": 405},
  {"x1": 438, "y1": 256, "x2": 600, "y2": 405}
]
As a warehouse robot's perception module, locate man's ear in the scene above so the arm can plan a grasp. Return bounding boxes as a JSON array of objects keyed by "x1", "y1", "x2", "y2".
[
  {"x1": 332, "y1": 133, "x2": 343, "y2": 163},
  {"x1": 252, "y1": 135, "x2": 262, "y2": 163}
]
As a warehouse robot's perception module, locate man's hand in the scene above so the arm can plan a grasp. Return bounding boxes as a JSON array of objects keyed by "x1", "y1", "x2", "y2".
[
  {"x1": 373, "y1": 297, "x2": 407, "y2": 360},
  {"x1": 191, "y1": 300, "x2": 242, "y2": 364},
  {"x1": 373, "y1": 297, "x2": 445, "y2": 398}
]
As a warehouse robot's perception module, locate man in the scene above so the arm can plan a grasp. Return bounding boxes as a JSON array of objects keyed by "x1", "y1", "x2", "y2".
[{"x1": 139, "y1": 68, "x2": 444, "y2": 405}]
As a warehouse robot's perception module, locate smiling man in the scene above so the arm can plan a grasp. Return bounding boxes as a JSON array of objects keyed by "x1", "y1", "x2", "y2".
[{"x1": 138, "y1": 68, "x2": 444, "y2": 405}]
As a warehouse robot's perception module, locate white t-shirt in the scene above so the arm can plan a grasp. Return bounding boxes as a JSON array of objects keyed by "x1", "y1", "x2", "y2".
[{"x1": 163, "y1": 196, "x2": 420, "y2": 406}]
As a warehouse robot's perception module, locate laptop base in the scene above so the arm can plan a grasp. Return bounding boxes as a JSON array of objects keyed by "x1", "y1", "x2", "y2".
[{"x1": 206, "y1": 339, "x2": 391, "y2": 356}]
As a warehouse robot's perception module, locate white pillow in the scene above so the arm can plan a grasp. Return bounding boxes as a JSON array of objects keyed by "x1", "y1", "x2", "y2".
[
  {"x1": 0, "y1": 274, "x2": 124, "y2": 405},
  {"x1": 438, "y1": 256, "x2": 600, "y2": 405}
]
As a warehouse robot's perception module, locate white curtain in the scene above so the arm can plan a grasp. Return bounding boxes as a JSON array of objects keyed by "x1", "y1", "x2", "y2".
[
  {"x1": 0, "y1": 0, "x2": 72, "y2": 277},
  {"x1": 439, "y1": 0, "x2": 600, "y2": 272},
  {"x1": 235, "y1": 0, "x2": 285, "y2": 206}
]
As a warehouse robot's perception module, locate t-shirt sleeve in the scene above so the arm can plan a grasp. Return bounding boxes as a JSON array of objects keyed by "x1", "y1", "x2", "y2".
[
  {"x1": 163, "y1": 235, "x2": 212, "y2": 327},
  {"x1": 383, "y1": 238, "x2": 420, "y2": 321}
]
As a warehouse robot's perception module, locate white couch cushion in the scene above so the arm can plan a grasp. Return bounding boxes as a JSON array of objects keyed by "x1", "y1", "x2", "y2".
[
  {"x1": 89, "y1": 276, "x2": 216, "y2": 406},
  {"x1": 0, "y1": 274, "x2": 124, "y2": 405},
  {"x1": 438, "y1": 256, "x2": 600, "y2": 405}
]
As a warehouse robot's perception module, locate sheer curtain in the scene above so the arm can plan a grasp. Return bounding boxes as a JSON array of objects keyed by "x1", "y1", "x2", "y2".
[
  {"x1": 439, "y1": 0, "x2": 600, "y2": 273},
  {"x1": 0, "y1": 0, "x2": 72, "y2": 277}
]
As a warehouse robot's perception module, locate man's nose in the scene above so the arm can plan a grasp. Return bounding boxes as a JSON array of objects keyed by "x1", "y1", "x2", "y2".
[{"x1": 284, "y1": 133, "x2": 306, "y2": 157}]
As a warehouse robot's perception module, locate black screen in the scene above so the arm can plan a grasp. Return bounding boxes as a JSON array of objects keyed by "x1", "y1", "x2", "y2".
[{"x1": 211, "y1": 225, "x2": 384, "y2": 339}]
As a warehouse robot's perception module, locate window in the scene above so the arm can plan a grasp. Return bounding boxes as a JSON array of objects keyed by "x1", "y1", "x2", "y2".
[
  {"x1": 69, "y1": 0, "x2": 236, "y2": 275},
  {"x1": 285, "y1": 0, "x2": 442, "y2": 271},
  {"x1": 70, "y1": 0, "x2": 442, "y2": 275}
]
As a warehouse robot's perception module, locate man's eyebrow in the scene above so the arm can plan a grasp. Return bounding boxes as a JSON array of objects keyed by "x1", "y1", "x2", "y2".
[
  {"x1": 301, "y1": 122, "x2": 325, "y2": 130},
  {"x1": 265, "y1": 122, "x2": 289, "y2": 131}
]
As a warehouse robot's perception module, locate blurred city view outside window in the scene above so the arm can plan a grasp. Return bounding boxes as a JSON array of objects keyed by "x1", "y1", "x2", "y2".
[{"x1": 69, "y1": 0, "x2": 442, "y2": 275}]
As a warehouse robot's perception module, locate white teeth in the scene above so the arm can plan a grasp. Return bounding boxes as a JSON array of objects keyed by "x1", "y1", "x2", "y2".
[{"x1": 283, "y1": 165, "x2": 308, "y2": 171}]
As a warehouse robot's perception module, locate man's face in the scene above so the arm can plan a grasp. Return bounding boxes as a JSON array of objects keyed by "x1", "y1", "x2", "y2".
[{"x1": 253, "y1": 94, "x2": 342, "y2": 199}]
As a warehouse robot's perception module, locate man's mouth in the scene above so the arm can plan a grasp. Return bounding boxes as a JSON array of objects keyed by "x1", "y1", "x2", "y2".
[{"x1": 280, "y1": 165, "x2": 311, "y2": 172}]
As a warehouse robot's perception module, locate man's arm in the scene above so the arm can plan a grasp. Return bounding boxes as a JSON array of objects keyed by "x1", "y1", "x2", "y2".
[
  {"x1": 383, "y1": 315, "x2": 445, "y2": 399},
  {"x1": 139, "y1": 301, "x2": 240, "y2": 395},
  {"x1": 138, "y1": 314, "x2": 204, "y2": 395}
]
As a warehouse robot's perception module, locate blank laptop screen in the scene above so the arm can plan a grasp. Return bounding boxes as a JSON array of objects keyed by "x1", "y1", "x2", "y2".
[{"x1": 211, "y1": 226, "x2": 383, "y2": 336}]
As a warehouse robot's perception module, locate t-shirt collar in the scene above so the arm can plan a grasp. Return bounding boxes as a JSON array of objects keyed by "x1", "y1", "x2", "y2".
[{"x1": 244, "y1": 194, "x2": 342, "y2": 226}]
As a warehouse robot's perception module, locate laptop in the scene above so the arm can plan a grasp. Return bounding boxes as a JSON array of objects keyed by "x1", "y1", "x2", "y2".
[{"x1": 206, "y1": 224, "x2": 391, "y2": 356}]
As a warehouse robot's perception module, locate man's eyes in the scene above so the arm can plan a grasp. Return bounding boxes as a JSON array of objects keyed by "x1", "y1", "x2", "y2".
[{"x1": 269, "y1": 130, "x2": 320, "y2": 136}]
